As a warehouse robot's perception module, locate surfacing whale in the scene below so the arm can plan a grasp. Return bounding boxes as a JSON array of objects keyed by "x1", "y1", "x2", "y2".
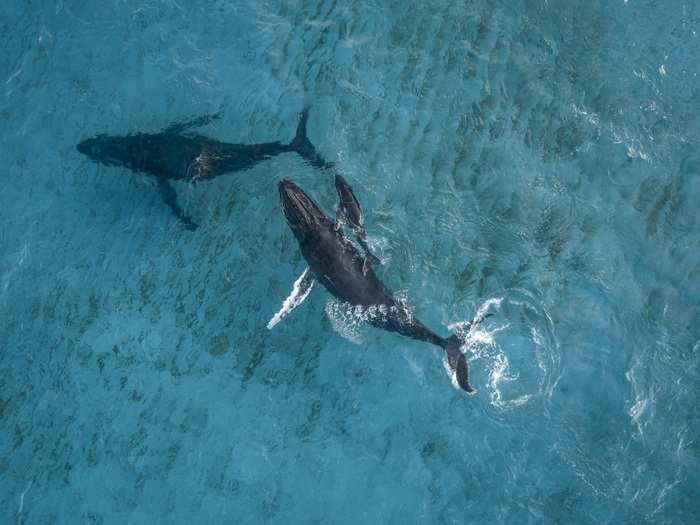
[
  {"x1": 77, "y1": 109, "x2": 330, "y2": 229},
  {"x1": 273, "y1": 178, "x2": 486, "y2": 394}
]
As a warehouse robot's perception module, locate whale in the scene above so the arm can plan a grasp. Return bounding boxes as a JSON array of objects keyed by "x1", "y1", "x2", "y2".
[
  {"x1": 77, "y1": 109, "x2": 330, "y2": 229},
  {"x1": 272, "y1": 178, "x2": 486, "y2": 394}
]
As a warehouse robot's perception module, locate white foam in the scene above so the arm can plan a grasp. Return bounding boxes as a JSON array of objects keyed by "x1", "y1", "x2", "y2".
[
  {"x1": 325, "y1": 299, "x2": 365, "y2": 343},
  {"x1": 324, "y1": 299, "x2": 410, "y2": 344},
  {"x1": 448, "y1": 297, "x2": 560, "y2": 408},
  {"x1": 487, "y1": 353, "x2": 531, "y2": 408},
  {"x1": 625, "y1": 358, "x2": 656, "y2": 436},
  {"x1": 448, "y1": 297, "x2": 503, "y2": 335}
]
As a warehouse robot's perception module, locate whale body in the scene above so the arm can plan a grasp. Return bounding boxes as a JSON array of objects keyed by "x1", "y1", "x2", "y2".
[
  {"x1": 275, "y1": 178, "x2": 479, "y2": 394},
  {"x1": 77, "y1": 109, "x2": 330, "y2": 229}
]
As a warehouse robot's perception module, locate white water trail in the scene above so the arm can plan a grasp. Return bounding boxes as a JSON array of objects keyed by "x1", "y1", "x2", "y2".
[{"x1": 17, "y1": 479, "x2": 33, "y2": 522}]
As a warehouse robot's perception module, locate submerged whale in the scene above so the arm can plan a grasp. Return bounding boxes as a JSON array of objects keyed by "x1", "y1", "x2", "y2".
[
  {"x1": 77, "y1": 109, "x2": 330, "y2": 229},
  {"x1": 273, "y1": 178, "x2": 484, "y2": 394}
]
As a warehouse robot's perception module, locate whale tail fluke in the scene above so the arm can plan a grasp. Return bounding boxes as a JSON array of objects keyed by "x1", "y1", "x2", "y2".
[
  {"x1": 442, "y1": 312, "x2": 494, "y2": 394},
  {"x1": 444, "y1": 335, "x2": 476, "y2": 395},
  {"x1": 290, "y1": 107, "x2": 333, "y2": 170}
]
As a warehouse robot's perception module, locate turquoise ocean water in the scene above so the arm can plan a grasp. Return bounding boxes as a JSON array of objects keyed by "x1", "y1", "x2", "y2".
[{"x1": 1, "y1": 1, "x2": 698, "y2": 523}]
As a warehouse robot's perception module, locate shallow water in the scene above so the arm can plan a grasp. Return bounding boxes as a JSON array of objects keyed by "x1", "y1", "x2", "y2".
[{"x1": 1, "y1": 1, "x2": 698, "y2": 523}]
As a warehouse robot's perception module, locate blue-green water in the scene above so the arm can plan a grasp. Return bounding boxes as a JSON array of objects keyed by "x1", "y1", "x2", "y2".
[{"x1": 1, "y1": 1, "x2": 698, "y2": 523}]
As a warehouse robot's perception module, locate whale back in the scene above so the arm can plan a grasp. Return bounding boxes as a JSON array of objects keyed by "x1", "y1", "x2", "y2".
[{"x1": 300, "y1": 221, "x2": 393, "y2": 308}]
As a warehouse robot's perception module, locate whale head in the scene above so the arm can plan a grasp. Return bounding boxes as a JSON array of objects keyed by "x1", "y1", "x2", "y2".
[
  {"x1": 279, "y1": 179, "x2": 327, "y2": 241},
  {"x1": 77, "y1": 134, "x2": 133, "y2": 167}
]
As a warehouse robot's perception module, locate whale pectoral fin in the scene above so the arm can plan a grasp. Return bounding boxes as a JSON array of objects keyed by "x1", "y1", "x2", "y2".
[
  {"x1": 335, "y1": 174, "x2": 379, "y2": 266},
  {"x1": 334, "y1": 174, "x2": 364, "y2": 230},
  {"x1": 267, "y1": 268, "x2": 315, "y2": 329},
  {"x1": 157, "y1": 178, "x2": 198, "y2": 230},
  {"x1": 164, "y1": 112, "x2": 222, "y2": 135}
]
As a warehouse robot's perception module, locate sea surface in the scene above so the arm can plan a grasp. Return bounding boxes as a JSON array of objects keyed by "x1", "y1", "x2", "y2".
[{"x1": 1, "y1": 1, "x2": 698, "y2": 523}]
